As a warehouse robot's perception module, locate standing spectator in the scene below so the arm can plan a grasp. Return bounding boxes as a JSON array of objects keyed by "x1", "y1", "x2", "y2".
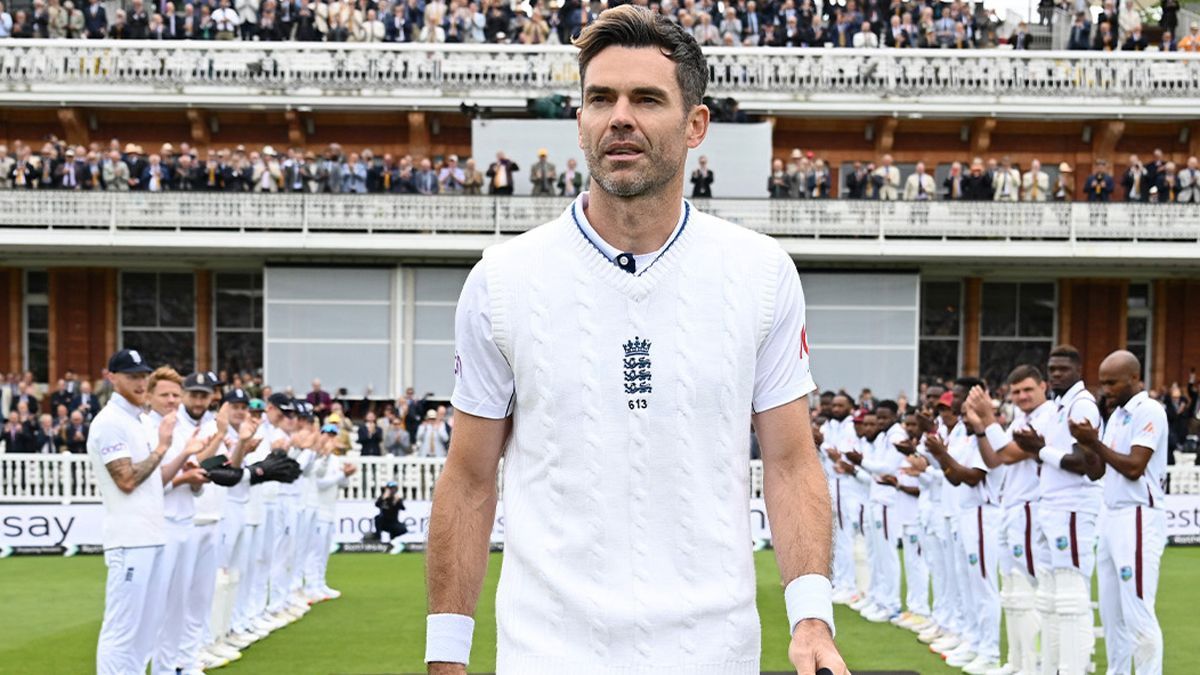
[
  {"x1": 50, "y1": 379, "x2": 72, "y2": 413},
  {"x1": 1022, "y1": 159, "x2": 1049, "y2": 201},
  {"x1": 438, "y1": 155, "x2": 466, "y2": 194},
  {"x1": 341, "y1": 152, "x2": 368, "y2": 193},
  {"x1": 852, "y1": 21, "x2": 877, "y2": 47},
  {"x1": 690, "y1": 155, "x2": 714, "y2": 198},
  {"x1": 767, "y1": 158, "x2": 790, "y2": 198},
  {"x1": 1123, "y1": 23, "x2": 1149, "y2": 50},
  {"x1": 486, "y1": 151, "x2": 518, "y2": 195},
  {"x1": 1180, "y1": 23, "x2": 1200, "y2": 51},
  {"x1": 383, "y1": 409, "x2": 412, "y2": 455},
  {"x1": 992, "y1": 156, "x2": 1020, "y2": 202},
  {"x1": 59, "y1": 410, "x2": 89, "y2": 454},
  {"x1": 356, "y1": 412, "x2": 383, "y2": 456},
  {"x1": 1178, "y1": 156, "x2": 1200, "y2": 202},
  {"x1": 46, "y1": 0, "x2": 67, "y2": 38},
  {"x1": 414, "y1": 409, "x2": 449, "y2": 457},
  {"x1": 902, "y1": 161, "x2": 935, "y2": 201},
  {"x1": 1085, "y1": 159, "x2": 1115, "y2": 202},
  {"x1": 237, "y1": 0, "x2": 259, "y2": 39},
  {"x1": 126, "y1": 0, "x2": 149, "y2": 37},
  {"x1": 384, "y1": 3, "x2": 407, "y2": 41},
  {"x1": 1067, "y1": 12, "x2": 1091, "y2": 50},
  {"x1": 1161, "y1": 0, "x2": 1180, "y2": 39},
  {"x1": 252, "y1": 148, "x2": 284, "y2": 192},
  {"x1": 212, "y1": 0, "x2": 240, "y2": 38},
  {"x1": 82, "y1": 0, "x2": 105, "y2": 37},
  {"x1": 0, "y1": 144, "x2": 12, "y2": 190},
  {"x1": 558, "y1": 157, "x2": 583, "y2": 197},
  {"x1": 1122, "y1": 154, "x2": 1149, "y2": 202},
  {"x1": 1053, "y1": 163, "x2": 1074, "y2": 201},
  {"x1": 1010, "y1": 21, "x2": 1032, "y2": 49},
  {"x1": 718, "y1": 7, "x2": 741, "y2": 43},
  {"x1": 1157, "y1": 162, "x2": 1180, "y2": 202},
  {"x1": 413, "y1": 158, "x2": 439, "y2": 195},
  {"x1": 1145, "y1": 148, "x2": 1166, "y2": 190},
  {"x1": 1161, "y1": 31, "x2": 1178, "y2": 51},
  {"x1": 71, "y1": 380, "x2": 97, "y2": 420},
  {"x1": 808, "y1": 159, "x2": 832, "y2": 198},
  {"x1": 845, "y1": 161, "x2": 868, "y2": 199},
  {"x1": 102, "y1": 150, "x2": 130, "y2": 191},
  {"x1": 874, "y1": 154, "x2": 900, "y2": 201},
  {"x1": 306, "y1": 378, "x2": 332, "y2": 420},
  {"x1": 29, "y1": 414, "x2": 56, "y2": 454},
  {"x1": 962, "y1": 157, "x2": 993, "y2": 200},
  {"x1": 529, "y1": 149, "x2": 557, "y2": 196},
  {"x1": 942, "y1": 161, "x2": 965, "y2": 200},
  {"x1": 57, "y1": 148, "x2": 84, "y2": 190},
  {"x1": 140, "y1": 154, "x2": 170, "y2": 192},
  {"x1": 461, "y1": 158, "x2": 484, "y2": 195}
]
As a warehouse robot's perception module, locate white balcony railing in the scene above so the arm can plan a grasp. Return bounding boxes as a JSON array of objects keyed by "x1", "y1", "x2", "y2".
[
  {"x1": 1, "y1": 453, "x2": 1197, "y2": 504},
  {"x1": 2, "y1": 191, "x2": 1200, "y2": 244},
  {"x1": 3, "y1": 40, "x2": 1200, "y2": 115}
]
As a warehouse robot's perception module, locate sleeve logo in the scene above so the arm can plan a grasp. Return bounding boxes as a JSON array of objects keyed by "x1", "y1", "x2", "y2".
[
  {"x1": 800, "y1": 325, "x2": 809, "y2": 359},
  {"x1": 101, "y1": 442, "x2": 126, "y2": 457}
]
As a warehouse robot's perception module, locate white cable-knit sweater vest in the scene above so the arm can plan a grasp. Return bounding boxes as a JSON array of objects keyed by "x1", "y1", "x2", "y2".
[{"x1": 484, "y1": 202, "x2": 781, "y2": 674}]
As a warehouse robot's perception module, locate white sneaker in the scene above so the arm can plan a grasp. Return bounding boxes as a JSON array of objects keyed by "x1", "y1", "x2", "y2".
[
  {"x1": 945, "y1": 647, "x2": 978, "y2": 668},
  {"x1": 890, "y1": 611, "x2": 912, "y2": 626},
  {"x1": 266, "y1": 611, "x2": 293, "y2": 627},
  {"x1": 321, "y1": 586, "x2": 341, "y2": 599},
  {"x1": 848, "y1": 595, "x2": 870, "y2": 611},
  {"x1": 931, "y1": 634, "x2": 961, "y2": 655},
  {"x1": 288, "y1": 601, "x2": 310, "y2": 615},
  {"x1": 199, "y1": 650, "x2": 228, "y2": 669},
  {"x1": 984, "y1": 664, "x2": 1016, "y2": 675},
  {"x1": 225, "y1": 632, "x2": 256, "y2": 648},
  {"x1": 918, "y1": 625, "x2": 944, "y2": 644},
  {"x1": 831, "y1": 590, "x2": 855, "y2": 605},
  {"x1": 208, "y1": 643, "x2": 242, "y2": 661},
  {"x1": 902, "y1": 614, "x2": 931, "y2": 631},
  {"x1": 962, "y1": 655, "x2": 1001, "y2": 674},
  {"x1": 863, "y1": 606, "x2": 891, "y2": 623}
]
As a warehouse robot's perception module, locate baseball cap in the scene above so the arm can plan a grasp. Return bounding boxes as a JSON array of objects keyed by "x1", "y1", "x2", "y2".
[
  {"x1": 851, "y1": 409, "x2": 867, "y2": 423},
  {"x1": 224, "y1": 388, "x2": 250, "y2": 405},
  {"x1": 248, "y1": 398, "x2": 266, "y2": 412},
  {"x1": 107, "y1": 349, "x2": 153, "y2": 374},
  {"x1": 320, "y1": 423, "x2": 339, "y2": 435},
  {"x1": 297, "y1": 401, "x2": 314, "y2": 419},
  {"x1": 268, "y1": 392, "x2": 296, "y2": 413},
  {"x1": 183, "y1": 372, "x2": 216, "y2": 393},
  {"x1": 425, "y1": 409, "x2": 437, "y2": 420},
  {"x1": 385, "y1": 481, "x2": 398, "y2": 488},
  {"x1": 936, "y1": 391, "x2": 955, "y2": 409},
  {"x1": 206, "y1": 371, "x2": 225, "y2": 386}
]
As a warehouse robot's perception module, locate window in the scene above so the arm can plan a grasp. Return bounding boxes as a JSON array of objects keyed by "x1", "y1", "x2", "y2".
[
  {"x1": 24, "y1": 270, "x2": 48, "y2": 382},
  {"x1": 120, "y1": 272, "x2": 196, "y2": 370},
  {"x1": 1127, "y1": 283, "x2": 1151, "y2": 385},
  {"x1": 214, "y1": 273, "x2": 263, "y2": 376},
  {"x1": 919, "y1": 281, "x2": 962, "y2": 386},
  {"x1": 979, "y1": 282, "x2": 1056, "y2": 388}
]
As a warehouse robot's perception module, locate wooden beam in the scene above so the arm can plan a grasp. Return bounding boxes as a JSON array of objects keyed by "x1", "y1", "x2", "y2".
[
  {"x1": 969, "y1": 117, "x2": 997, "y2": 157},
  {"x1": 874, "y1": 117, "x2": 898, "y2": 156},
  {"x1": 196, "y1": 270, "x2": 212, "y2": 372},
  {"x1": 407, "y1": 112, "x2": 430, "y2": 159},
  {"x1": 1, "y1": 269, "x2": 21, "y2": 374},
  {"x1": 1092, "y1": 120, "x2": 1125, "y2": 165},
  {"x1": 104, "y1": 269, "x2": 117, "y2": 359},
  {"x1": 1152, "y1": 279, "x2": 1168, "y2": 388},
  {"x1": 1058, "y1": 278, "x2": 1074, "y2": 346},
  {"x1": 186, "y1": 110, "x2": 211, "y2": 151},
  {"x1": 1190, "y1": 123, "x2": 1200, "y2": 161},
  {"x1": 285, "y1": 110, "x2": 307, "y2": 148},
  {"x1": 962, "y1": 277, "x2": 982, "y2": 377},
  {"x1": 56, "y1": 108, "x2": 89, "y2": 147}
]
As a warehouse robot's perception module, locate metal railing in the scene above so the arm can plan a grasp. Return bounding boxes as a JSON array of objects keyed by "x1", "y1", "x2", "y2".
[
  {"x1": 2, "y1": 192, "x2": 1199, "y2": 242},
  {"x1": 1, "y1": 453, "x2": 1197, "y2": 504},
  {"x1": 3, "y1": 40, "x2": 1200, "y2": 112}
]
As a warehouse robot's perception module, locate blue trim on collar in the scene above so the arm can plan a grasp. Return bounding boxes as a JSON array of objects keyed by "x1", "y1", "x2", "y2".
[{"x1": 570, "y1": 200, "x2": 690, "y2": 278}]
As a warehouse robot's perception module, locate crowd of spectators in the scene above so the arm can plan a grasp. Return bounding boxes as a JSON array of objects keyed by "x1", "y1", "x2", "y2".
[
  {"x1": 1, "y1": 0, "x2": 1192, "y2": 51},
  {"x1": 0, "y1": 370, "x2": 105, "y2": 454},
  {"x1": 769, "y1": 149, "x2": 1200, "y2": 202},
  {"x1": 0, "y1": 137, "x2": 594, "y2": 196}
]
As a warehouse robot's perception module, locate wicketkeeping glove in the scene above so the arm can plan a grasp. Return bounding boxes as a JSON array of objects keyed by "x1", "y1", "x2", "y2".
[
  {"x1": 248, "y1": 454, "x2": 303, "y2": 484},
  {"x1": 206, "y1": 465, "x2": 246, "y2": 487}
]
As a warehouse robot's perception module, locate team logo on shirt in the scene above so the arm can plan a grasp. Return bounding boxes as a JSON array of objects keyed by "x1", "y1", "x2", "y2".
[
  {"x1": 1013, "y1": 545, "x2": 1024, "y2": 558},
  {"x1": 909, "y1": 534, "x2": 919, "y2": 545},
  {"x1": 622, "y1": 337, "x2": 652, "y2": 396},
  {"x1": 1055, "y1": 536, "x2": 1070, "y2": 550},
  {"x1": 968, "y1": 553, "x2": 979, "y2": 565},
  {"x1": 800, "y1": 325, "x2": 809, "y2": 359},
  {"x1": 1142, "y1": 422, "x2": 1155, "y2": 434},
  {"x1": 1119, "y1": 566, "x2": 1133, "y2": 581}
]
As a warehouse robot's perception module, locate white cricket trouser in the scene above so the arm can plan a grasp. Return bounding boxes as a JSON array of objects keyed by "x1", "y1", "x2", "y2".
[
  {"x1": 868, "y1": 502, "x2": 900, "y2": 614},
  {"x1": 306, "y1": 519, "x2": 335, "y2": 592},
  {"x1": 922, "y1": 515, "x2": 954, "y2": 631},
  {"x1": 97, "y1": 545, "x2": 168, "y2": 675},
  {"x1": 292, "y1": 506, "x2": 316, "y2": 593},
  {"x1": 154, "y1": 518, "x2": 200, "y2": 675},
  {"x1": 219, "y1": 503, "x2": 247, "y2": 569},
  {"x1": 256, "y1": 503, "x2": 279, "y2": 616},
  {"x1": 958, "y1": 504, "x2": 1001, "y2": 661},
  {"x1": 900, "y1": 522, "x2": 929, "y2": 616},
  {"x1": 1037, "y1": 506, "x2": 1098, "y2": 675},
  {"x1": 270, "y1": 498, "x2": 298, "y2": 611},
  {"x1": 213, "y1": 503, "x2": 248, "y2": 639},
  {"x1": 231, "y1": 521, "x2": 263, "y2": 632},
  {"x1": 182, "y1": 521, "x2": 219, "y2": 668},
  {"x1": 830, "y1": 478, "x2": 859, "y2": 596},
  {"x1": 999, "y1": 501, "x2": 1043, "y2": 674},
  {"x1": 946, "y1": 516, "x2": 973, "y2": 642},
  {"x1": 1097, "y1": 506, "x2": 1165, "y2": 675},
  {"x1": 1000, "y1": 501, "x2": 1044, "y2": 584}
]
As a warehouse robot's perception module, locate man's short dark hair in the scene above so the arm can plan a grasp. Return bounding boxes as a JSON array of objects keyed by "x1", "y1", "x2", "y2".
[
  {"x1": 955, "y1": 377, "x2": 984, "y2": 392},
  {"x1": 820, "y1": 390, "x2": 836, "y2": 399},
  {"x1": 573, "y1": 5, "x2": 708, "y2": 109},
  {"x1": 832, "y1": 393, "x2": 857, "y2": 408},
  {"x1": 1049, "y1": 345, "x2": 1083, "y2": 366},
  {"x1": 1007, "y1": 364, "x2": 1045, "y2": 385},
  {"x1": 875, "y1": 399, "x2": 899, "y2": 414}
]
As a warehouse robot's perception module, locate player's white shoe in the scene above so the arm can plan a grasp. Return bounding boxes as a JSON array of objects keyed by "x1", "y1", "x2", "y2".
[
  {"x1": 918, "y1": 625, "x2": 944, "y2": 643},
  {"x1": 321, "y1": 586, "x2": 342, "y2": 599},
  {"x1": 961, "y1": 655, "x2": 1000, "y2": 674},
  {"x1": 931, "y1": 634, "x2": 961, "y2": 654},
  {"x1": 832, "y1": 590, "x2": 856, "y2": 605},
  {"x1": 863, "y1": 606, "x2": 892, "y2": 623},
  {"x1": 199, "y1": 649, "x2": 229, "y2": 669},
  {"x1": 983, "y1": 663, "x2": 1016, "y2": 675},
  {"x1": 848, "y1": 595, "x2": 870, "y2": 611},
  {"x1": 901, "y1": 614, "x2": 932, "y2": 631},
  {"x1": 208, "y1": 643, "x2": 242, "y2": 661},
  {"x1": 890, "y1": 611, "x2": 913, "y2": 626},
  {"x1": 225, "y1": 631, "x2": 256, "y2": 648},
  {"x1": 945, "y1": 646, "x2": 977, "y2": 668}
]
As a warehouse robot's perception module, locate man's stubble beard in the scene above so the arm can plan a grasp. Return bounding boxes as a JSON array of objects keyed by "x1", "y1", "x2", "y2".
[{"x1": 582, "y1": 123, "x2": 687, "y2": 199}]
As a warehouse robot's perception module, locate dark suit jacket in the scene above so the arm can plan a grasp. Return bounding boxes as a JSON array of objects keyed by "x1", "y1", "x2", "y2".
[
  {"x1": 690, "y1": 169, "x2": 714, "y2": 198},
  {"x1": 1067, "y1": 23, "x2": 1090, "y2": 50},
  {"x1": 16, "y1": 395, "x2": 38, "y2": 416},
  {"x1": 70, "y1": 393, "x2": 96, "y2": 419},
  {"x1": 60, "y1": 424, "x2": 90, "y2": 454},
  {"x1": 384, "y1": 14, "x2": 407, "y2": 41},
  {"x1": 85, "y1": 4, "x2": 108, "y2": 37},
  {"x1": 357, "y1": 425, "x2": 384, "y2": 456},
  {"x1": 1011, "y1": 31, "x2": 1032, "y2": 49}
]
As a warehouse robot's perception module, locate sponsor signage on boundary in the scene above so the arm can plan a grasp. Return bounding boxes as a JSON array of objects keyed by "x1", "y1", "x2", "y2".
[{"x1": 3, "y1": 496, "x2": 1199, "y2": 553}]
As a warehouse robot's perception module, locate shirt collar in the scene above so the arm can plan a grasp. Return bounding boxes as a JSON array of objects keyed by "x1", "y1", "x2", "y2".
[
  {"x1": 570, "y1": 191, "x2": 689, "y2": 273},
  {"x1": 1122, "y1": 390, "x2": 1150, "y2": 414},
  {"x1": 111, "y1": 392, "x2": 144, "y2": 420},
  {"x1": 1058, "y1": 380, "x2": 1087, "y2": 407}
]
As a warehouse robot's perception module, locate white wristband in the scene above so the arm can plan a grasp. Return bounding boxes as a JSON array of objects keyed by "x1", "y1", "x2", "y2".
[
  {"x1": 984, "y1": 423, "x2": 1008, "y2": 453},
  {"x1": 1038, "y1": 445, "x2": 1068, "y2": 468},
  {"x1": 425, "y1": 613, "x2": 474, "y2": 665},
  {"x1": 784, "y1": 574, "x2": 836, "y2": 638}
]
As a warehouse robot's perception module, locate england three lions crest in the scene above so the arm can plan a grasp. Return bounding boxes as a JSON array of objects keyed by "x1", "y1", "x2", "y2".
[{"x1": 622, "y1": 336, "x2": 652, "y2": 395}]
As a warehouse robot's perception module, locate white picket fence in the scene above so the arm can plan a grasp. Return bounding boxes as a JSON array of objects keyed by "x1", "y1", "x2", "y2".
[{"x1": 0, "y1": 452, "x2": 1195, "y2": 504}]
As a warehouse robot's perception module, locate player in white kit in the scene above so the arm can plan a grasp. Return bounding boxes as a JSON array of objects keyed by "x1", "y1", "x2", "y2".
[
  {"x1": 890, "y1": 411, "x2": 930, "y2": 632},
  {"x1": 306, "y1": 423, "x2": 356, "y2": 601},
  {"x1": 89, "y1": 350, "x2": 177, "y2": 675},
  {"x1": 856, "y1": 400, "x2": 907, "y2": 623},
  {"x1": 1010, "y1": 346, "x2": 1106, "y2": 675},
  {"x1": 424, "y1": 7, "x2": 846, "y2": 674},
  {"x1": 967, "y1": 365, "x2": 1056, "y2": 675},
  {"x1": 1071, "y1": 350, "x2": 1168, "y2": 675},
  {"x1": 818, "y1": 393, "x2": 864, "y2": 605}
]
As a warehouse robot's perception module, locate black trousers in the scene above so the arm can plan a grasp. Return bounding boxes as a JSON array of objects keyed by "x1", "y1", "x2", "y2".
[{"x1": 375, "y1": 516, "x2": 407, "y2": 539}]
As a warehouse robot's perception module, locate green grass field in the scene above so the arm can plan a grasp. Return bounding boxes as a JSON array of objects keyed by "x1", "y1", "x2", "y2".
[{"x1": 3, "y1": 548, "x2": 1198, "y2": 674}]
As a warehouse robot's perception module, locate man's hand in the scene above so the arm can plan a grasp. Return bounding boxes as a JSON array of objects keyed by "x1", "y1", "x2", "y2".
[
  {"x1": 893, "y1": 438, "x2": 917, "y2": 456},
  {"x1": 878, "y1": 474, "x2": 898, "y2": 487},
  {"x1": 180, "y1": 465, "x2": 209, "y2": 487},
  {"x1": 923, "y1": 432, "x2": 948, "y2": 457},
  {"x1": 811, "y1": 425, "x2": 825, "y2": 448},
  {"x1": 342, "y1": 462, "x2": 357, "y2": 476},
  {"x1": 1068, "y1": 418, "x2": 1100, "y2": 446},
  {"x1": 789, "y1": 619, "x2": 848, "y2": 675},
  {"x1": 183, "y1": 430, "x2": 206, "y2": 456},
  {"x1": 271, "y1": 436, "x2": 289, "y2": 451},
  {"x1": 1011, "y1": 428, "x2": 1045, "y2": 455},
  {"x1": 915, "y1": 410, "x2": 936, "y2": 434},
  {"x1": 824, "y1": 447, "x2": 842, "y2": 463},
  {"x1": 157, "y1": 411, "x2": 177, "y2": 448},
  {"x1": 238, "y1": 417, "x2": 260, "y2": 442},
  {"x1": 214, "y1": 402, "x2": 231, "y2": 434},
  {"x1": 834, "y1": 459, "x2": 856, "y2": 476},
  {"x1": 844, "y1": 450, "x2": 863, "y2": 466}
]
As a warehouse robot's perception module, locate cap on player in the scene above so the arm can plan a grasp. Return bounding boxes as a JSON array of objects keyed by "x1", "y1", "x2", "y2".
[
  {"x1": 936, "y1": 391, "x2": 954, "y2": 409},
  {"x1": 320, "y1": 423, "x2": 339, "y2": 435},
  {"x1": 385, "y1": 481, "x2": 398, "y2": 489},
  {"x1": 206, "y1": 370, "x2": 225, "y2": 386},
  {"x1": 851, "y1": 409, "x2": 867, "y2": 423},
  {"x1": 107, "y1": 348, "x2": 154, "y2": 374},
  {"x1": 248, "y1": 398, "x2": 266, "y2": 412},
  {"x1": 268, "y1": 392, "x2": 296, "y2": 413},
  {"x1": 224, "y1": 388, "x2": 250, "y2": 405},
  {"x1": 183, "y1": 372, "x2": 216, "y2": 393},
  {"x1": 297, "y1": 401, "x2": 314, "y2": 419}
]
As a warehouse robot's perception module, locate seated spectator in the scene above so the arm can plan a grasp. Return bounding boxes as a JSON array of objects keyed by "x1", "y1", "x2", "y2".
[
  {"x1": 71, "y1": 380, "x2": 97, "y2": 420},
  {"x1": 1181, "y1": 23, "x2": 1200, "y2": 51},
  {"x1": 1122, "y1": 23, "x2": 1149, "y2": 51},
  {"x1": 1094, "y1": 21, "x2": 1117, "y2": 51},
  {"x1": 59, "y1": 410, "x2": 89, "y2": 453}
]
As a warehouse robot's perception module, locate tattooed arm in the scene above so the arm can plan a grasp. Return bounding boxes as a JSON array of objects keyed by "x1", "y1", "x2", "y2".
[{"x1": 105, "y1": 412, "x2": 177, "y2": 494}]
